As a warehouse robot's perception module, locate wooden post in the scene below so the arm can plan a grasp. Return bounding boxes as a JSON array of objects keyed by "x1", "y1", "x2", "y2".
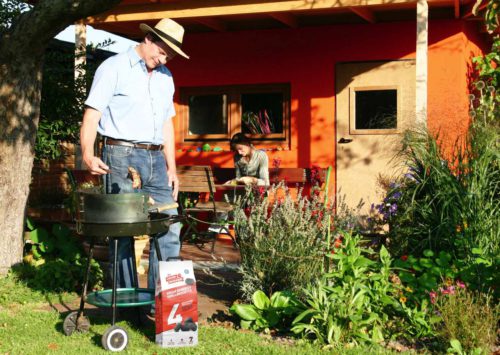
[
  {"x1": 416, "y1": 0, "x2": 428, "y2": 127},
  {"x1": 75, "y1": 22, "x2": 88, "y2": 166},
  {"x1": 75, "y1": 21, "x2": 87, "y2": 92}
]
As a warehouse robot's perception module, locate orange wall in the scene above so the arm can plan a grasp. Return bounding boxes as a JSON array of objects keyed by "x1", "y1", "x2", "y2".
[
  {"x1": 427, "y1": 21, "x2": 487, "y2": 152},
  {"x1": 168, "y1": 19, "x2": 487, "y2": 172}
]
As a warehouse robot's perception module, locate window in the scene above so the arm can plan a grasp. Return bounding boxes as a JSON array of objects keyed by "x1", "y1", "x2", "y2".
[
  {"x1": 180, "y1": 84, "x2": 290, "y2": 145},
  {"x1": 349, "y1": 86, "x2": 400, "y2": 134},
  {"x1": 188, "y1": 94, "x2": 227, "y2": 135}
]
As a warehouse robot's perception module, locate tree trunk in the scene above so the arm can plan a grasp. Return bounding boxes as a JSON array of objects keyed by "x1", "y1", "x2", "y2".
[
  {"x1": 0, "y1": 57, "x2": 42, "y2": 275},
  {"x1": 0, "y1": 0, "x2": 121, "y2": 275}
]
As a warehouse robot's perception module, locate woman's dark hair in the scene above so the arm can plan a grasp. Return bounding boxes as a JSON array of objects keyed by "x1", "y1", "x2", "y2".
[{"x1": 230, "y1": 132, "x2": 252, "y2": 151}]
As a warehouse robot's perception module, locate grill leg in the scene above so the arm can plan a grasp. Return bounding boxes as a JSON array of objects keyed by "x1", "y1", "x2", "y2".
[
  {"x1": 77, "y1": 236, "x2": 94, "y2": 318},
  {"x1": 153, "y1": 235, "x2": 163, "y2": 262},
  {"x1": 111, "y1": 237, "x2": 118, "y2": 326},
  {"x1": 130, "y1": 238, "x2": 139, "y2": 289}
]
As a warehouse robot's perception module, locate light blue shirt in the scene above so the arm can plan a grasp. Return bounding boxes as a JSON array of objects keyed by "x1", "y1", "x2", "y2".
[{"x1": 85, "y1": 46, "x2": 175, "y2": 145}]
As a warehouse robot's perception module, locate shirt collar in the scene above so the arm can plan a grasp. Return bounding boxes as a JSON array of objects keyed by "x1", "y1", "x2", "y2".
[{"x1": 127, "y1": 46, "x2": 142, "y2": 67}]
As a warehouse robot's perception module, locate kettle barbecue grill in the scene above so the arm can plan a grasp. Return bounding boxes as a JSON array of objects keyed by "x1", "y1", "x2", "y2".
[{"x1": 62, "y1": 191, "x2": 183, "y2": 351}]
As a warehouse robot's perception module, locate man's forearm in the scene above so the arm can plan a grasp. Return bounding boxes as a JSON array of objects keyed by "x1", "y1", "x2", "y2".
[{"x1": 80, "y1": 108, "x2": 101, "y2": 167}]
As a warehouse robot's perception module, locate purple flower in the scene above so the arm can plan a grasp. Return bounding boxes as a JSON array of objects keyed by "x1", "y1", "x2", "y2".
[{"x1": 404, "y1": 173, "x2": 415, "y2": 180}]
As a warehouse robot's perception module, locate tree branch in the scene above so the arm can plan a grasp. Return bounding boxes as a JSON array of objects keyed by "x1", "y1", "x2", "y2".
[{"x1": 3, "y1": 0, "x2": 121, "y2": 56}]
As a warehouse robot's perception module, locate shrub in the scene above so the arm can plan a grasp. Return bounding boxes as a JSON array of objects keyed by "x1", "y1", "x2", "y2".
[
  {"x1": 21, "y1": 218, "x2": 103, "y2": 292},
  {"x1": 375, "y1": 80, "x2": 499, "y2": 294},
  {"x1": 433, "y1": 287, "x2": 499, "y2": 354},
  {"x1": 230, "y1": 290, "x2": 304, "y2": 334},
  {"x1": 291, "y1": 233, "x2": 435, "y2": 347},
  {"x1": 234, "y1": 183, "x2": 332, "y2": 300},
  {"x1": 384, "y1": 123, "x2": 499, "y2": 257},
  {"x1": 393, "y1": 249, "x2": 499, "y2": 300}
]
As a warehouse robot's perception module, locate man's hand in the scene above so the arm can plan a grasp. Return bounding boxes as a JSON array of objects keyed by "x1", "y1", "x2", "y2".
[
  {"x1": 84, "y1": 155, "x2": 110, "y2": 175},
  {"x1": 167, "y1": 170, "x2": 179, "y2": 201}
]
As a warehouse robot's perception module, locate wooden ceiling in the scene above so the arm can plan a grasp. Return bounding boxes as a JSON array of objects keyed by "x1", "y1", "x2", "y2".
[{"x1": 81, "y1": 0, "x2": 481, "y2": 40}]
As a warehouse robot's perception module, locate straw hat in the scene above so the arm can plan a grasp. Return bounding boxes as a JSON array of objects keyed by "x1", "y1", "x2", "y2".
[{"x1": 140, "y1": 18, "x2": 189, "y2": 59}]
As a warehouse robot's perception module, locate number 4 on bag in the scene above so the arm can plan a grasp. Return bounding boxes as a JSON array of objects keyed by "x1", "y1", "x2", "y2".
[{"x1": 155, "y1": 260, "x2": 199, "y2": 348}]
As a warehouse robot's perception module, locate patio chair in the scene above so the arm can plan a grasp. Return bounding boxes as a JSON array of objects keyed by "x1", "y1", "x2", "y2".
[{"x1": 177, "y1": 165, "x2": 236, "y2": 253}]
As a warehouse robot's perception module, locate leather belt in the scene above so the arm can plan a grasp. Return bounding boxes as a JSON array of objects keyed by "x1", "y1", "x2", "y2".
[{"x1": 104, "y1": 137, "x2": 164, "y2": 151}]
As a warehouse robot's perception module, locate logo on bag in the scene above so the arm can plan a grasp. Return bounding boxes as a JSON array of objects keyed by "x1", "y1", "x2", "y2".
[{"x1": 165, "y1": 273, "x2": 184, "y2": 284}]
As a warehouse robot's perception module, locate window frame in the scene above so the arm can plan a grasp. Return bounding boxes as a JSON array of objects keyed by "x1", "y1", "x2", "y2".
[
  {"x1": 349, "y1": 85, "x2": 401, "y2": 135},
  {"x1": 179, "y1": 83, "x2": 290, "y2": 146}
]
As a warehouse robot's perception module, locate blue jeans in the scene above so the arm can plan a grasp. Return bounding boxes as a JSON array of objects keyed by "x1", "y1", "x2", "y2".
[{"x1": 102, "y1": 144, "x2": 181, "y2": 292}]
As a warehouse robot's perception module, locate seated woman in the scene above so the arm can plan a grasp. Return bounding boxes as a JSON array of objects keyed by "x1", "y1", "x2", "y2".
[
  {"x1": 209, "y1": 133, "x2": 269, "y2": 233},
  {"x1": 230, "y1": 132, "x2": 270, "y2": 186}
]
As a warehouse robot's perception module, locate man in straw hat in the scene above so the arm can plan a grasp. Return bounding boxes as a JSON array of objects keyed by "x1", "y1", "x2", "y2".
[{"x1": 80, "y1": 18, "x2": 189, "y2": 305}]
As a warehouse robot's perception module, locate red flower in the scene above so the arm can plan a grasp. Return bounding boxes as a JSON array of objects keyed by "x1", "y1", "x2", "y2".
[
  {"x1": 429, "y1": 291, "x2": 437, "y2": 304},
  {"x1": 401, "y1": 255, "x2": 408, "y2": 261}
]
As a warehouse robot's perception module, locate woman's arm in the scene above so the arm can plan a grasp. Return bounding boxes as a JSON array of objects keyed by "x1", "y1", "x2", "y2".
[
  {"x1": 258, "y1": 151, "x2": 270, "y2": 185},
  {"x1": 234, "y1": 155, "x2": 242, "y2": 179}
]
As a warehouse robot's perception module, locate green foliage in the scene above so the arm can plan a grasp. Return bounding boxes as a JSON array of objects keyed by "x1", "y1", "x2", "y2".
[
  {"x1": 393, "y1": 251, "x2": 457, "y2": 301},
  {"x1": 36, "y1": 40, "x2": 114, "y2": 161},
  {"x1": 291, "y1": 233, "x2": 435, "y2": 347},
  {"x1": 394, "y1": 249, "x2": 499, "y2": 300},
  {"x1": 230, "y1": 290, "x2": 304, "y2": 333},
  {"x1": 15, "y1": 258, "x2": 102, "y2": 293},
  {"x1": 386, "y1": 122, "x2": 499, "y2": 257},
  {"x1": 472, "y1": 37, "x2": 500, "y2": 89},
  {"x1": 472, "y1": 0, "x2": 499, "y2": 34},
  {"x1": 21, "y1": 218, "x2": 103, "y2": 292},
  {"x1": 378, "y1": 78, "x2": 499, "y2": 296},
  {"x1": 234, "y1": 183, "x2": 331, "y2": 300},
  {"x1": 433, "y1": 287, "x2": 499, "y2": 354},
  {"x1": 0, "y1": 0, "x2": 30, "y2": 34},
  {"x1": 25, "y1": 219, "x2": 79, "y2": 261}
]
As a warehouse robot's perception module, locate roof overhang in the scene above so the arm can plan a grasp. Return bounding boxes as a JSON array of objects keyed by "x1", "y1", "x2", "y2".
[{"x1": 79, "y1": 0, "x2": 481, "y2": 40}]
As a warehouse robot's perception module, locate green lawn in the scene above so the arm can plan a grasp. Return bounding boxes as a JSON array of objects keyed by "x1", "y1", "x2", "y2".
[{"x1": 0, "y1": 273, "x2": 408, "y2": 354}]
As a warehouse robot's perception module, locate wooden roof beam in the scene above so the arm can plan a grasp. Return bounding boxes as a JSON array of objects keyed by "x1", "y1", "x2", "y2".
[
  {"x1": 86, "y1": 0, "x2": 425, "y2": 24},
  {"x1": 454, "y1": 0, "x2": 460, "y2": 18},
  {"x1": 194, "y1": 17, "x2": 227, "y2": 32},
  {"x1": 348, "y1": 6, "x2": 376, "y2": 23},
  {"x1": 269, "y1": 12, "x2": 298, "y2": 28}
]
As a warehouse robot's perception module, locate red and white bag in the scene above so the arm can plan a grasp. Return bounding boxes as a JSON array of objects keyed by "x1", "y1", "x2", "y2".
[{"x1": 155, "y1": 259, "x2": 198, "y2": 348}]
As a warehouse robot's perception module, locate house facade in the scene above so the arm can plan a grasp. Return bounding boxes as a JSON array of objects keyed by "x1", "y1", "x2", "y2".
[{"x1": 84, "y1": 0, "x2": 489, "y2": 209}]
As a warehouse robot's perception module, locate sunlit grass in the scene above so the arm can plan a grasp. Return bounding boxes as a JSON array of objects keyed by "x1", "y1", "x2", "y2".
[{"x1": 0, "y1": 273, "x2": 412, "y2": 354}]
